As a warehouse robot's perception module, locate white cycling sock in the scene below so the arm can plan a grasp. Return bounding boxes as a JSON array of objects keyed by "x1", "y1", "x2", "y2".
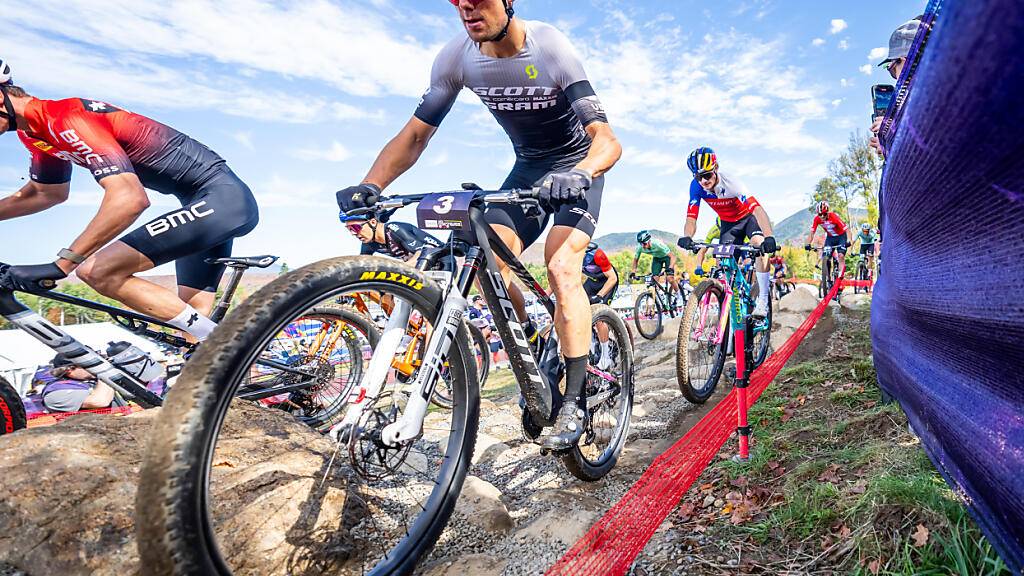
[
  {"x1": 757, "y1": 272, "x2": 771, "y2": 303},
  {"x1": 168, "y1": 304, "x2": 217, "y2": 341}
]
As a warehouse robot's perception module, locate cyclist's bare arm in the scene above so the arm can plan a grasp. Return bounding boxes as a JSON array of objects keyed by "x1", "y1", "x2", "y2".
[
  {"x1": 752, "y1": 206, "x2": 774, "y2": 237},
  {"x1": 0, "y1": 180, "x2": 70, "y2": 220},
  {"x1": 683, "y1": 216, "x2": 698, "y2": 239},
  {"x1": 362, "y1": 116, "x2": 439, "y2": 190},
  {"x1": 60, "y1": 173, "x2": 150, "y2": 272},
  {"x1": 599, "y1": 269, "x2": 618, "y2": 296},
  {"x1": 574, "y1": 122, "x2": 621, "y2": 178}
]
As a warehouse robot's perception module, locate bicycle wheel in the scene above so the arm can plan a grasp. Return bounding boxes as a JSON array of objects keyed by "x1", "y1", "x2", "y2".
[
  {"x1": 468, "y1": 324, "x2": 490, "y2": 387},
  {"x1": 749, "y1": 287, "x2": 773, "y2": 369},
  {"x1": 633, "y1": 291, "x2": 663, "y2": 340},
  {"x1": 562, "y1": 304, "x2": 634, "y2": 481},
  {"x1": 137, "y1": 256, "x2": 479, "y2": 576},
  {"x1": 820, "y1": 257, "x2": 831, "y2": 299},
  {"x1": 249, "y1": 306, "x2": 378, "y2": 432},
  {"x1": 0, "y1": 376, "x2": 26, "y2": 436},
  {"x1": 676, "y1": 280, "x2": 728, "y2": 403}
]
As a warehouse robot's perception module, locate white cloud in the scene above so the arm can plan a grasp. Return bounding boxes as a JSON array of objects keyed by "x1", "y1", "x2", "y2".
[
  {"x1": 840, "y1": 78, "x2": 852, "y2": 88},
  {"x1": 621, "y1": 148, "x2": 684, "y2": 175},
  {"x1": 293, "y1": 141, "x2": 352, "y2": 163},
  {"x1": 232, "y1": 131, "x2": 255, "y2": 150},
  {"x1": 831, "y1": 99, "x2": 843, "y2": 108},
  {"x1": 868, "y1": 47, "x2": 889, "y2": 60},
  {"x1": 859, "y1": 64, "x2": 873, "y2": 76},
  {"x1": 425, "y1": 149, "x2": 450, "y2": 167},
  {"x1": 830, "y1": 19, "x2": 848, "y2": 34},
  {"x1": 255, "y1": 174, "x2": 336, "y2": 208},
  {"x1": 811, "y1": 38, "x2": 826, "y2": 47},
  {"x1": 837, "y1": 39, "x2": 850, "y2": 51}
]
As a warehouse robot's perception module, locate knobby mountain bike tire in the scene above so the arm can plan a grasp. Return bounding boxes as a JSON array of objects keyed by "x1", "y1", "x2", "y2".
[
  {"x1": 676, "y1": 280, "x2": 728, "y2": 403},
  {"x1": 562, "y1": 304, "x2": 634, "y2": 481},
  {"x1": 136, "y1": 256, "x2": 479, "y2": 576},
  {"x1": 0, "y1": 376, "x2": 26, "y2": 436},
  {"x1": 633, "y1": 291, "x2": 663, "y2": 340}
]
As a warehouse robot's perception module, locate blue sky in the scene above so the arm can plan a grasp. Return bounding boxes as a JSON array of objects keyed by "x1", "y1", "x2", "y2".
[{"x1": 0, "y1": 0, "x2": 923, "y2": 272}]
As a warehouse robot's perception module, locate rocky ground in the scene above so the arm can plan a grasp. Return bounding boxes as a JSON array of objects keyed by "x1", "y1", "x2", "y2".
[{"x1": 0, "y1": 285, "x2": 878, "y2": 576}]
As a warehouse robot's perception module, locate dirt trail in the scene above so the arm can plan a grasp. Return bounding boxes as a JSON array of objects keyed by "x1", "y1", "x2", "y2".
[{"x1": 420, "y1": 288, "x2": 835, "y2": 575}]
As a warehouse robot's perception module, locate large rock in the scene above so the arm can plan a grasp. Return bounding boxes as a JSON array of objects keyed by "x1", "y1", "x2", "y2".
[
  {"x1": 841, "y1": 293, "x2": 872, "y2": 310},
  {"x1": 439, "y1": 431, "x2": 508, "y2": 465},
  {"x1": 617, "y1": 438, "x2": 662, "y2": 470},
  {"x1": 453, "y1": 476, "x2": 514, "y2": 534},
  {"x1": 515, "y1": 508, "x2": 599, "y2": 545},
  {"x1": 778, "y1": 287, "x2": 819, "y2": 314},
  {"x1": 0, "y1": 403, "x2": 375, "y2": 576}
]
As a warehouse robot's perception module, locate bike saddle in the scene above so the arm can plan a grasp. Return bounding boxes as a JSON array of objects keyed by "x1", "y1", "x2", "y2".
[{"x1": 206, "y1": 255, "x2": 279, "y2": 269}]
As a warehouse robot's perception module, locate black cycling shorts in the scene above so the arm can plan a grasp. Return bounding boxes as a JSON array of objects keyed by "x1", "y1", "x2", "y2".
[
  {"x1": 859, "y1": 243, "x2": 875, "y2": 255},
  {"x1": 719, "y1": 214, "x2": 763, "y2": 245},
  {"x1": 120, "y1": 167, "x2": 260, "y2": 292},
  {"x1": 584, "y1": 277, "x2": 617, "y2": 305},
  {"x1": 485, "y1": 158, "x2": 604, "y2": 248},
  {"x1": 825, "y1": 234, "x2": 849, "y2": 253}
]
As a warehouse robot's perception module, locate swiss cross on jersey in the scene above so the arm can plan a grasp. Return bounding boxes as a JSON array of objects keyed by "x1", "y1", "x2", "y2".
[{"x1": 79, "y1": 99, "x2": 122, "y2": 114}]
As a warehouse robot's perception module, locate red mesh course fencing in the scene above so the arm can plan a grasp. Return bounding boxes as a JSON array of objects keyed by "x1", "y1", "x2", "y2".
[{"x1": 547, "y1": 271, "x2": 845, "y2": 575}]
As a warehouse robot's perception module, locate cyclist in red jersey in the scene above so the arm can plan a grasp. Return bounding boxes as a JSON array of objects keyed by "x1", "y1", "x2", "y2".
[
  {"x1": 0, "y1": 62, "x2": 258, "y2": 341},
  {"x1": 676, "y1": 147, "x2": 777, "y2": 317},
  {"x1": 803, "y1": 200, "x2": 852, "y2": 270}
]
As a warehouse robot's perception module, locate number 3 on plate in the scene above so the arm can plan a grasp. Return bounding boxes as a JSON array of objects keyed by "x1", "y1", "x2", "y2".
[{"x1": 433, "y1": 195, "x2": 455, "y2": 215}]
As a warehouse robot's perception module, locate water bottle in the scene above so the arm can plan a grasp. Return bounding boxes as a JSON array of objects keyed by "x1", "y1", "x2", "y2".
[{"x1": 105, "y1": 341, "x2": 163, "y2": 383}]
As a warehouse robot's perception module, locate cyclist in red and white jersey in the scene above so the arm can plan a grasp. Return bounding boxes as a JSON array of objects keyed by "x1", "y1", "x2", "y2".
[
  {"x1": 803, "y1": 201, "x2": 851, "y2": 268},
  {"x1": 677, "y1": 147, "x2": 777, "y2": 317},
  {"x1": 0, "y1": 60, "x2": 258, "y2": 341}
]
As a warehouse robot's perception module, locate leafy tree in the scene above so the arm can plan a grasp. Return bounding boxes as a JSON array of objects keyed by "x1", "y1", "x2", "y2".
[
  {"x1": 278, "y1": 262, "x2": 290, "y2": 275},
  {"x1": 810, "y1": 131, "x2": 881, "y2": 227}
]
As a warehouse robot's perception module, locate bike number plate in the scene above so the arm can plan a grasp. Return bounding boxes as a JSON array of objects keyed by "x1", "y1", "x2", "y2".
[
  {"x1": 712, "y1": 244, "x2": 737, "y2": 258},
  {"x1": 417, "y1": 192, "x2": 474, "y2": 231}
]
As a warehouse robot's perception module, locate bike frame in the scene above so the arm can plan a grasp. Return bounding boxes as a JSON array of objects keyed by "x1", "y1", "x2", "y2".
[{"x1": 332, "y1": 190, "x2": 561, "y2": 446}]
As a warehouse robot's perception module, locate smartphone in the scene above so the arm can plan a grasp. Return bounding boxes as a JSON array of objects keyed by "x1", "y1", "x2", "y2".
[{"x1": 871, "y1": 84, "x2": 895, "y2": 120}]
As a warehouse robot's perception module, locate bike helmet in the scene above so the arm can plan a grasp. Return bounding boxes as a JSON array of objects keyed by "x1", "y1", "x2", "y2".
[
  {"x1": 338, "y1": 212, "x2": 368, "y2": 224},
  {"x1": 861, "y1": 222, "x2": 871, "y2": 230},
  {"x1": 586, "y1": 241, "x2": 598, "y2": 252},
  {"x1": 0, "y1": 58, "x2": 16, "y2": 133},
  {"x1": 636, "y1": 230, "x2": 652, "y2": 244},
  {"x1": 687, "y1": 146, "x2": 717, "y2": 175},
  {"x1": 816, "y1": 200, "x2": 830, "y2": 215}
]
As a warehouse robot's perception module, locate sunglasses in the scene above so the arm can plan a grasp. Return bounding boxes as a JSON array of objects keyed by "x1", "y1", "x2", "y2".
[
  {"x1": 887, "y1": 58, "x2": 903, "y2": 79},
  {"x1": 448, "y1": 0, "x2": 489, "y2": 6},
  {"x1": 696, "y1": 171, "x2": 716, "y2": 182},
  {"x1": 345, "y1": 222, "x2": 366, "y2": 234}
]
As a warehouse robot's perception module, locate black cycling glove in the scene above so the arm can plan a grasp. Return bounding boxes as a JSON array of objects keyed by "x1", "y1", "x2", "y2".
[
  {"x1": 4, "y1": 262, "x2": 66, "y2": 291},
  {"x1": 761, "y1": 236, "x2": 778, "y2": 253},
  {"x1": 540, "y1": 169, "x2": 591, "y2": 206},
  {"x1": 677, "y1": 236, "x2": 695, "y2": 251},
  {"x1": 336, "y1": 183, "x2": 382, "y2": 214},
  {"x1": 589, "y1": 293, "x2": 604, "y2": 305},
  {"x1": 804, "y1": 244, "x2": 812, "y2": 251}
]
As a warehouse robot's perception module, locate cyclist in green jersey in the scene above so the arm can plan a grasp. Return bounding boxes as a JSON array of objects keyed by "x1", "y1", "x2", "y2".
[
  {"x1": 693, "y1": 218, "x2": 721, "y2": 276},
  {"x1": 853, "y1": 222, "x2": 878, "y2": 271},
  {"x1": 629, "y1": 230, "x2": 682, "y2": 299}
]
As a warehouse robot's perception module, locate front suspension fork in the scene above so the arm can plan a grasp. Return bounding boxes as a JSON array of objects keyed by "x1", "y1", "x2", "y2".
[{"x1": 733, "y1": 312, "x2": 754, "y2": 461}]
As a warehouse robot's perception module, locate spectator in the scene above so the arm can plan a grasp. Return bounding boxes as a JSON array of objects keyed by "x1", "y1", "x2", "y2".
[
  {"x1": 487, "y1": 327, "x2": 505, "y2": 371},
  {"x1": 468, "y1": 295, "x2": 493, "y2": 340},
  {"x1": 870, "y1": 17, "x2": 924, "y2": 156},
  {"x1": 41, "y1": 354, "x2": 115, "y2": 413}
]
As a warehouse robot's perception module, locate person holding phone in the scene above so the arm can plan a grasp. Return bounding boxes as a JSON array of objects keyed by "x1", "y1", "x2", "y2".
[{"x1": 870, "y1": 17, "x2": 923, "y2": 156}]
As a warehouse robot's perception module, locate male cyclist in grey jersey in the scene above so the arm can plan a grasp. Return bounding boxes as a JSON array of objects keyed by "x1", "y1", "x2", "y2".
[{"x1": 337, "y1": 0, "x2": 622, "y2": 451}]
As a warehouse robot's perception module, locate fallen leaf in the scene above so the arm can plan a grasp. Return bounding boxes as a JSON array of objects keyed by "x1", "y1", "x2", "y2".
[
  {"x1": 817, "y1": 464, "x2": 842, "y2": 484},
  {"x1": 867, "y1": 559, "x2": 880, "y2": 574},
  {"x1": 850, "y1": 480, "x2": 868, "y2": 494},
  {"x1": 781, "y1": 408, "x2": 795, "y2": 422},
  {"x1": 725, "y1": 491, "x2": 744, "y2": 505},
  {"x1": 864, "y1": 400, "x2": 877, "y2": 408},
  {"x1": 912, "y1": 524, "x2": 930, "y2": 547},
  {"x1": 838, "y1": 524, "x2": 852, "y2": 538},
  {"x1": 767, "y1": 460, "x2": 781, "y2": 470},
  {"x1": 677, "y1": 501, "x2": 696, "y2": 521},
  {"x1": 213, "y1": 460, "x2": 236, "y2": 468},
  {"x1": 797, "y1": 394, "x2": 807, "y2": 406},
  {"x1": 730, "y1": 476, "x2": 749, "y2": 489},
  {"x1": 820, "y1": 535, "x2": 834, "y2": 550}
]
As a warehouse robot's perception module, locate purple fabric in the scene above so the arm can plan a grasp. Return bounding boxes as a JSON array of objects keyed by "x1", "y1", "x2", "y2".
[{"x1": 871, "y1": 0, "x2": 1024, "y2": 571}]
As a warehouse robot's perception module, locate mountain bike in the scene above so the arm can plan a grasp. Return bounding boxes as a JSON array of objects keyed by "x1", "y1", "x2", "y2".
[
  {"x1": 676, "y1": 242, "x2": 773, "y2": 412},
  {"x1": 632, "y1": 272, "x2": 687, "y2": 340},
  {"x1": 853, "y1": 254, "x2": 872, "y2": 294},
  {"x1": 773, "y1": 274, "x2": 795, "y2": 300},
  {"x1": 136, "y1": 186, "x2": 635, "y2": 576},
  {"x1": 0, "y1": 255, "x2": 374, "y2": 436},
  {"x1": 812, "y1": 246, "x2": 844, "y2": 303}
]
